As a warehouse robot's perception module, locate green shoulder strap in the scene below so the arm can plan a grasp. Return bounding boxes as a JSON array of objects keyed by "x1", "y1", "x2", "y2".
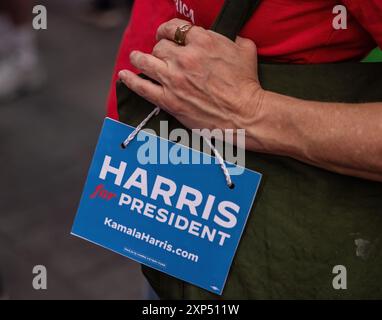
[{"x1": 211, "y1": 0, "x2": 261, "y2": 40}]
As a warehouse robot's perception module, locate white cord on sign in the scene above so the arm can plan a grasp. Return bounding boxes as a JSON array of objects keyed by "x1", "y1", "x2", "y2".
[
  {"x1": 121, "y1": 106, "x2": 233, "y2": 188},
  {"x1": 203, "y1": 136, "x2": 233, "y2": 188},
  {"x1": 121, "y1": 107, "x2": 160, "y2": 148}
]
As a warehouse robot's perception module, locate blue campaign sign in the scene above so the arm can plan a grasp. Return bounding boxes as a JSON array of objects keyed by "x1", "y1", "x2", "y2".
[{"x1": 71, "y1": 117, "x2": 262, "y2": 295}]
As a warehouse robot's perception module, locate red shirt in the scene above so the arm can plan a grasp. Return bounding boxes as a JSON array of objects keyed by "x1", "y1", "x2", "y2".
[{"x1": 107, "y1": 0, "x2": 382, "y2": 119}]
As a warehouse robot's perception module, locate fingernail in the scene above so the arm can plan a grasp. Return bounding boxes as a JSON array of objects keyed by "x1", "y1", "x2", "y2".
[
  {"x1": 130, "y1": 50, "x2": 139, "y2": 61},
  {"x1": 118, "y1": 70, "x2": 128, "y2": 79}
]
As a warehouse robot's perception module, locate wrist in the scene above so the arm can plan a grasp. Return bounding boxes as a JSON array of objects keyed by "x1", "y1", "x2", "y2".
[
  {"x1": 240, "y1": 89, "x2": 303, "y2": 156},
  {"x1": 234, "y1": 85, "x2": 271, "y2": 152}
]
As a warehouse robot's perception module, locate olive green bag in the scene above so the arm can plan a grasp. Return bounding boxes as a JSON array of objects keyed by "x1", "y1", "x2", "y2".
[{"x1": 116, "y1": 0, "x2": 382, "y2": 299}]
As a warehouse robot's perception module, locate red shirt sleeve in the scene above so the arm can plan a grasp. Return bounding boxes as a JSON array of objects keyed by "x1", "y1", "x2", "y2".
[
  {"x1": 342, "y1": 0, "x2": 382, "y2": 48},
  {"x1": 106, "y1": 0, "x2": 176, "y2": 119}
]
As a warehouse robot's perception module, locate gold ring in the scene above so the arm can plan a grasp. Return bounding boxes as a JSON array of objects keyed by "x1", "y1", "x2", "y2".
[{"x1": 174, "y1": 24, "x2": 193, "y2": 46}]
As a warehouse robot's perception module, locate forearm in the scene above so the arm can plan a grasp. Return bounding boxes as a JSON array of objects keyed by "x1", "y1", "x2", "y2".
[{"x1": 242, "y1": 90, "x2": 382, "y2": 182}]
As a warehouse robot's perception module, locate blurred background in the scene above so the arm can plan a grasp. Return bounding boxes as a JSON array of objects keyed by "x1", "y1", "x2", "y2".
[
  {"x1": 0, "y1": 0, "x2": 381, "y2": 300},
  {"x1": 0, "y1": 0, "x2": 153, "y2": 299}
]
